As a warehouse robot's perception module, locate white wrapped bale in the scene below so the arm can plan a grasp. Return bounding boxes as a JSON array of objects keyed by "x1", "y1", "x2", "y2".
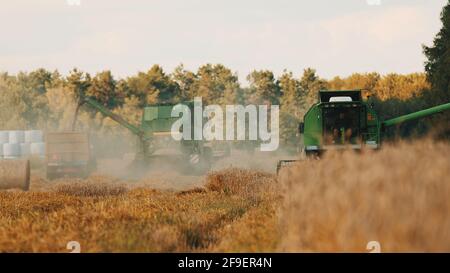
[
  {"x1": 0, "y1": 144, "x2": 3, "y2": 157},
  {"x1": 9, "y1": 131, "x2": 25, "y2": 143},
  {"x1": 3, "y1": 143, "x2": 20, "y2": 158},
  {"x1": 20, "y1": 143, "x2": 31, "y2": 156},
  {"x1": 30, "y1": 142, "x2": 46, "y2": 156},
  {"x1": 0, "y1": 131, "x2": 9, "y2": 144},
  {"x1": 25, "y1": 130, "x2": 43, "y2": 143}
]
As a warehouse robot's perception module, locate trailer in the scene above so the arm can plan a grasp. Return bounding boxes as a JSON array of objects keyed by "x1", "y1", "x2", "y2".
[{"x1": 46, "y1": 131, "x2": 96, "y2": 179}]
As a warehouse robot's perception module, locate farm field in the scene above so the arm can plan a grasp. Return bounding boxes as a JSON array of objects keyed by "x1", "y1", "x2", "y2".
[
  {"x1": 0, "y1": 166, "x2": 280, "y2": 252},
  {"x1": 0, "y1": 140, "x2": 449, "y2": 252}
]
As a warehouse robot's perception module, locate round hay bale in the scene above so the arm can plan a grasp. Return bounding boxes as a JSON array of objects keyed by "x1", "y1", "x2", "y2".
[
  {"x1": 30, "y1": 142, "x2": 45, "y2": 156},
  {"x1": 25, "y1": 130, "x2": 43, "y2": 143},
  {"x1": 0, "y1": 131, "x2": 9, "y2": 144},
  {"x1": 3, "y1": 143, "x2": 20, "y2": 158},
  {"x1": 9, "y1": 131, "x2": 25, "y2": 143},
  {"x1": 0, "y1": 159, "x2": 30, "y2": 191},
  {"x1": 20, "y1": 143, "x2": 31, "y2": 156}
]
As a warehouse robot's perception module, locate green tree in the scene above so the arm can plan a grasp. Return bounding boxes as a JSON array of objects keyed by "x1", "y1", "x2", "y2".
[
  {"x1": 279, "y1": 71, "x2": 300, "y2": 114},
  {"x1": 86, "y1": 70, "x2": 119, "y2": 109},
  {"x1": 0, "y1": 74, "x2": 27, "y2": 129},
  {"x1": 374, "y1": 73, "x2": 429, "y2": 100},
  {"x1": 172, "y1": 64, "x2": 197, "y2": 101},
  {"x1": 16, "y1": 71, "x2": 52, "y2": 128},
  {"x1": 127, "y1": 65, "x2": 179, "y2": 106},
  {"x1": 299, "y1": 68, "x2": 327, "y2": 114},
  {"x1": 66, "y1": 68, "x2": 91, "y2": 101},
  {"x1": 327, "y1": 72, "x2": 381, "y2": 98},
  {"x1": 196, "y1": 64, "x2": 240, "y2": 104},
  {"x1": 423, "y1": 2, "x2": 450, "y2": 137},
  {"x1": 46, "y1": 85, "x2": 77, "y2": 131},
  {"x1": 423, "y1": 2, "x2": 450, "y2": 102},
  {"x1": 246, "y1": 70, "x2": 280, "y2": 104},
  {"x1": 66, "y1": 68, "x2": 92, "y2": 130},
  {"x1": 29, "y1": 68, "x2": 53, "y2": 94},
  {"x1": 279, "y1": 71, "x2": 301, "y2": 144}
]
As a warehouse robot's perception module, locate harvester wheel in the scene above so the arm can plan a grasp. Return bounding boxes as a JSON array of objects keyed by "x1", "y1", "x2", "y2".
[{"x1": 185, "y1": 147, "x2": 212, "y2": 175}]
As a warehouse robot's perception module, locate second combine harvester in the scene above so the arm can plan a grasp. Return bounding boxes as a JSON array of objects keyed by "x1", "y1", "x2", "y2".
[
  {"x1": 74, "y1": 96, "x2": 229, "y2": 175},
  {"x1": 277, "y1": 89, "x2": 450, "y2": 172}
]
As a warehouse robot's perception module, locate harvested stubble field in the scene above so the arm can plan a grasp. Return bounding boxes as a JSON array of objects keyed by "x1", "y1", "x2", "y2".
[
  {"x1": 0, "y1": 169, "x2": 280, "y2": 252},
  {"x1": 0, "y1": 140, "x2": 449, "y2": 252}
]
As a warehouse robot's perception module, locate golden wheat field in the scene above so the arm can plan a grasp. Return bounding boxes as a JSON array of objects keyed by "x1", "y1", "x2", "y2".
[
  {"x1": 279, "y1": 140, "x2": 450, "y2": 252},
  {"x1": 0, "y1": 140, "x2": 449, "y2": 253}
]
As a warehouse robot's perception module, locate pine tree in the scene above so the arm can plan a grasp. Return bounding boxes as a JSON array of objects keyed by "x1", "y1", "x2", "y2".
[
  {"x1": 172, "y1": 64, "x2": 197, "y2": 101},
  {"x1": 279, "y1": 71, "x2": 301, "y2": 144},
  {"x1": 246, "y1": 70, "x2": 280, "y2": 104},
  {"x1": 423, "y1": 2, "x2": 450, "y2": 137},
  {"x1": 423, "y1": 2, "x2": 450, "y2": 102},
  {"x1": 299, "y1": 68, "x2": 326, "y2": 115},
  {"x1": 87, "y1": 71, "x2": 117, "y2": 109},
  {"x1": 196, "y1": 64, "x2": 240, "y2": 105}
]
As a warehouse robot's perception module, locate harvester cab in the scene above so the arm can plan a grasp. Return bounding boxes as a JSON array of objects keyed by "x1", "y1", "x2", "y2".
[
  {"x1": 301, "y1": 90, "x2": 380, "y2": 156},
  {"x1": 277, "y1": 89, "x2": 450, "y2": 173}
]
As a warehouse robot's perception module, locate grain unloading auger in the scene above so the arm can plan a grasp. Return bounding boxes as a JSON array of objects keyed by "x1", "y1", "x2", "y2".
[
  {"x1": 74, "y1": 95, "x2": 224, "y2": 174},
  {"x1": 277, "y1": 90, "x2": 450, "y2": 173}
]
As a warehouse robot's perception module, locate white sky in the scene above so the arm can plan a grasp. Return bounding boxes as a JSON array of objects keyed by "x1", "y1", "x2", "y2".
[{"x1": 0, "y1": 0, "x2": 447, "y2": 83}]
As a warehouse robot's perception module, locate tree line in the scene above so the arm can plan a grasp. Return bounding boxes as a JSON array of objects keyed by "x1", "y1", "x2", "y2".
[{"x1": 0, "y1": 66, "x2": 437, "y2": 142}]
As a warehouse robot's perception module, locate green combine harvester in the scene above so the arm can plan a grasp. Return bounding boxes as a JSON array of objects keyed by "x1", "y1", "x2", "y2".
[
  {"x1": 75, "y1": 96, "x2": 230, "y2": 174},
  {"x1": 277, "y1": 89, "x2": 450, "y2": 172}
]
